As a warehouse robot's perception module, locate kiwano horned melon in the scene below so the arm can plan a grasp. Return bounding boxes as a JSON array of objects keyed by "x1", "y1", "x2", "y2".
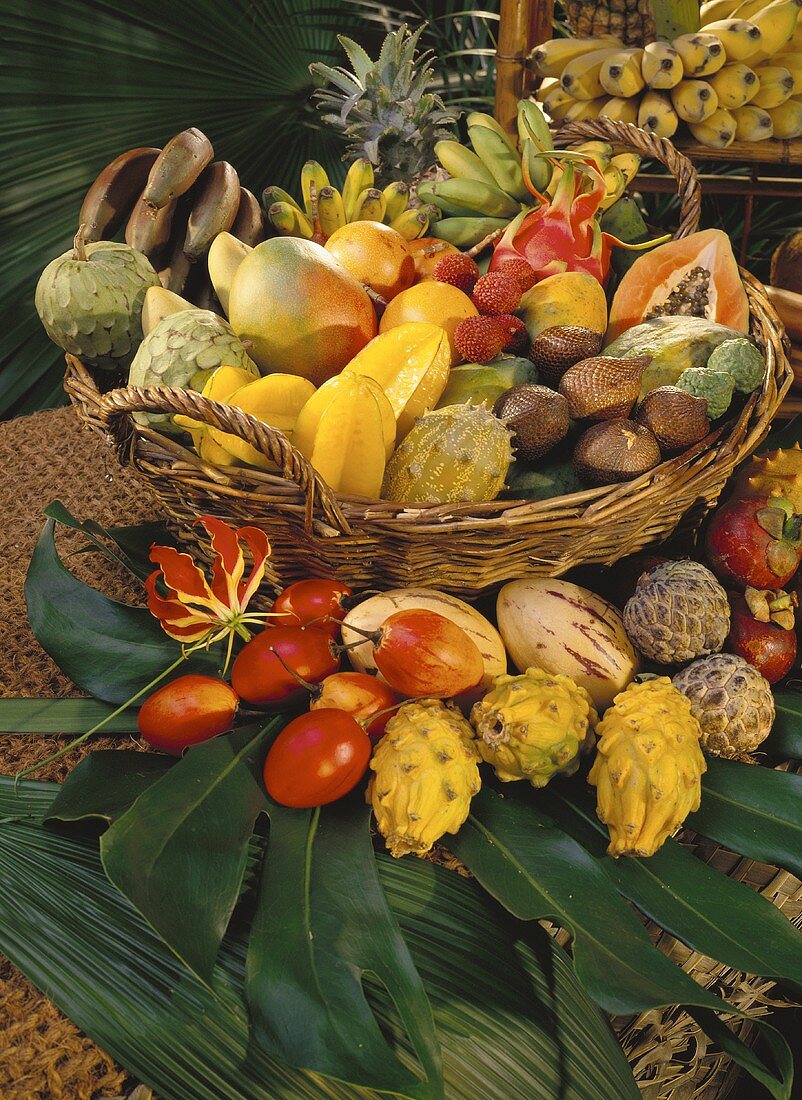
[{"x1": 607, "y1": 229, "x2": 749, "y2": 343}]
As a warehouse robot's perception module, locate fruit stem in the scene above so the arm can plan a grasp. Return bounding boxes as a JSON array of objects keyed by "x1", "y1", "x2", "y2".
[
  {"x1": 466, "y1": 228, "x2": 504, "y2": 258},
  {"x1": 363, "y1": 285, "x2": 388, "y2": 312},
  {"x1": 73, "y1": 224, "x2": 88, "y2": 262},
  {"x1": 268, "y1": 643, "x2": 321, "y2": 696}
]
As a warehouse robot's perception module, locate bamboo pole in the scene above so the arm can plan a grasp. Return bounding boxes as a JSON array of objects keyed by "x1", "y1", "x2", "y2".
[{"x1": 494, "y1": 0, "x2": 553, "y2": 134}]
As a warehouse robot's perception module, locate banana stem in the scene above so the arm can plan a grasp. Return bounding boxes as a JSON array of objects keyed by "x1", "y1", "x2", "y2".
[
  {"x1": 466, "y1": 228, "x2": 505, "y2": 257},
  {"x1": 73, "y1": 224, "x2": 88, "y2": 262}
]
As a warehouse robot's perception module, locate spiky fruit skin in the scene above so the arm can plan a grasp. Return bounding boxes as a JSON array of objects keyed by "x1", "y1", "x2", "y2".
[
  {"x1": 672, "y1": 653, "x2": 775, "y2": 758},
  {"x1": 383, "y1": 403, "x2": 513, "y2": 504},
  {"x1": 705, "y1": 495, "x2": 802, "y2": 590},
  {"x1": 454, "y1": 316, "x2": 507, "y2": 363},
  {"x1": 471, "y1": 667, "x2": 598, "y2": 788},
  {"x1": 367, "y1": 699, "x2": 481, "y2": 858},
  {"x1": 499, "y1": 258, "x2": 538, "y2": 294},
  {"x1": 433, "y1": 253, "x2": 479, "y2": 294},
  {"x1": 732, "y1": 444, "x2": 802, "y2": 514},
  {"x1": 128, "y1": 309, "x2": 259, "y2": 432},
  {"x1": 623, "y1": 560, "x2": 730, "y2": 665},
  {"x1": 589, "y1": 678, "x2": 706, "y2": 858},
  {"x1": 36, "y1": 241, "x2": 159, "y2": 369},
  {"x1": 472, "y1": 272, "x2": 521, "y2": 316}
]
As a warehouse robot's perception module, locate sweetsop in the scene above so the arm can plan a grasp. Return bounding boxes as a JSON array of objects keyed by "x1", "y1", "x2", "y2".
[
  {"x1": 367, "y1": 699, "x2": 481, "y2": 858},
  {"x1": 128, "y1": 308, "x2": 259, "y2": 431},
  {"x1": 672, "y1": 653, "x2": 775, "y2": 758},
  {"x1": 35, "y1": 237, "x2": 159, "y2": 369},
  {"x1": 623, "y1": 560, "x2": 730, "y2": 665},
  {"x1": 470, "y1": 667, "x2": 598, "y2": 788},
  {"x1": 589, "y1": 677, "x2": 706, "y2": 858}
]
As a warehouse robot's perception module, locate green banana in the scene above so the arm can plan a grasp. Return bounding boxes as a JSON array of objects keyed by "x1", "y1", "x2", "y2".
[
  {"x1": 422, "y1": 178, "x2": 522, "y2": 220},
  {"x1": 599, "y1": 164, "x2": 626, "y2": 210},
  {"x1": 269, "y1": 201, "x2": 313, "y2": 239},
  {"x1": 434, "y1": 140, "x2": 498, "y2": 188},
  {"x1": 317, "y1": 186, "x2": 346, "y2": 237},
  {"x1": 300, "y1": 160, "x2": 330, "y2": 221},
  {"x1": 342, "y1": 158, "x2": 374, "y2": 221},
  {"x1": 466, "y1": 111, "x2": 519, "y2": 154},
  {"x1": 262, "y1": 185, "x2": 304, "y2": 215},
  {"x1": 520, "y1": 138, "x2": 552, "y2": 195},
  {"x1": 431, "y1": 216, "x2": 511, "y2": 248},
  {"x1": 516, "y1": 99, "x2": 553, "y2": 151},
  {"x1": 351, "y1": 187, "x2": 386, "y2": 222},
  {"x1": 382, "y1": 181, "x2": 410, "y2": 223},
  {"x1": 468, "y1": 124, "x2": 530, "y2": 203},
  {"x1": 389, "y1": 208, "x2": 429, "y2": 240}
]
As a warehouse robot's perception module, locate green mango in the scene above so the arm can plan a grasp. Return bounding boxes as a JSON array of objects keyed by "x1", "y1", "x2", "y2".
[{"x1": 436, "y1": 356, "x2": 538, "y2": 409}]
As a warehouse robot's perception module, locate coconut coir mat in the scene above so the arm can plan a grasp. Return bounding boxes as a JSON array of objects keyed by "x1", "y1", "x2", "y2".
[{"x1": 0, "y1": 405, "x2": 164, "y2": 1100}]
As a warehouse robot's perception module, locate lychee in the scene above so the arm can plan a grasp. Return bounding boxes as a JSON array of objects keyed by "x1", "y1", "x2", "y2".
[
  {"x1": 471, "y1": 272, "x2": 521, "y2": 316},
  {"x1": 454, "y1": 316, "x2": 507, "y2": 363},
  {"x1": 433, "y1": 252, "x2": 480, "y2": 294},
  {"x1": 499, "y1": 258, "x2": 538, "y2": 294}
]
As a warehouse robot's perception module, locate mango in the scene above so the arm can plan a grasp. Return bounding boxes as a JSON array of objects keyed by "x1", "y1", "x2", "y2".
[
  {"x1": 293, "y1": 374, "x2": 391, "y2": 498},
  {"x1": 209, "y1": 373, "x2": 316, "y2": 469},
  {"x1": 207, "y1": 232, "x2": 252, "y2": 317},
  {"x1": 344, "y1": 322, "x2": 451, "y2": 439},
  {"x1": 228, "y1": 238, "x2": 377, "y2": 385},
  {"x1": 518, "y1": 271, "x2": 608, "y2": 342},
  {"x1": 141, "y1": 286, "x2": 195, "y2": 336}
]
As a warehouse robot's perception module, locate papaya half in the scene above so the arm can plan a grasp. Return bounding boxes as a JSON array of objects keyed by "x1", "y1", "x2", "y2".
[{"x1": 607, "y1": 229, "x2": 750, "y2": 343}]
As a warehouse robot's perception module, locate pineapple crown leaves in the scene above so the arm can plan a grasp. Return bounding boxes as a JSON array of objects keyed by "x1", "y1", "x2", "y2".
[{"x1": 309, "y1": 24, "x2": 460, "y2": 184}]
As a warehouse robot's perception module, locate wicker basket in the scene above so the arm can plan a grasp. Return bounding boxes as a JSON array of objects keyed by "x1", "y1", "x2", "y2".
[{"x1": 64, "y1": 119, "x2": 792, "y2": 598}]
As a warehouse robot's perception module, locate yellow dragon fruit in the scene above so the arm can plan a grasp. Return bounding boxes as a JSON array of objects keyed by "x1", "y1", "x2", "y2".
[
  {"x1": 589, "y1": 677, "x2": 706, "y2": 858},
  {"x1": 470, "y1": 667, "x2": 598, "y2": 787},
  {"x1": 367, "y1": 699, "x2": 481, "y2": 858}
]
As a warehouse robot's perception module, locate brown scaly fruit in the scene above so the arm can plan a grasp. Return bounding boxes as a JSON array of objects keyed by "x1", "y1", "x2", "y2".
[
  {"x1": 470, "y1": 667, "x2": 598, "y2": 788},
  {"x1": 635, "y1": 386, "x2": 710, "y2": 451},
  {"x1": 472, "y1": 272, "x2": 521, "y2": 317},
  {"x1": 559, "y1": 356, "x2": 651, "y2": 420},
  {"x1": 672, "y1": 653, "x2": 775, "y2": 758},
  {"x1": 731, "y1": 444, "x2": 802, "y2": 513},
  {"x1": 433, "y1": 252, "x2": 480, "y2": 294},
  {"x1": 624, "y1": 559, "x2": 730, "y2": 665},
  {"x1": 589, "y1": 677, "x2": 706, "y2": 859},
  {"x1": 574, "y1": 419, "x2": 662, "y2": 486},
  {"x1": 529, "y1": 326, "x2": 604, "y2": 387},
  {"x1": 454, "y1": 316, "x2": 508, "y2": 363},
  {"x1": 493, "y1": 384, "x2": 571, "y2": 461}
]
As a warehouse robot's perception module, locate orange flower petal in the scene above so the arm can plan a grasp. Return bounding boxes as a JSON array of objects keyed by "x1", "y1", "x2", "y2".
[
  {"x1": 236, "y1": 526, "x2": 270, "y2": 607},
  {"x1": 149, "y1": 546, "x2": 220, "y2": 612},
  {"x1": 199, "y1": 516, "x2": 245, "y2": 607}
]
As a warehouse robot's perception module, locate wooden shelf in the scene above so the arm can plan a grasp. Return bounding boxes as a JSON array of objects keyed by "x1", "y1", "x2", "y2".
[{"x1": 672, "y1": 138, "x2": 802, "y2": 167}]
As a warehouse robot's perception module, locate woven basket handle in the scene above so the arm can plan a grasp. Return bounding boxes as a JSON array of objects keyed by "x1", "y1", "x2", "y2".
[
  {"x1": 554, "y1": 118, "x2": 702, "y2": 239},
  {"x1": 95, "y1": 384, "x2": 352, "y2": 535}
]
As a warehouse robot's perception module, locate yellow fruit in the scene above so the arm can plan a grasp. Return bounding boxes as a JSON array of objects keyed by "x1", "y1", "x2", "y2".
[
  {"x1": 344, "y1": 322, "x2": 451, "y2": 439},
  {"x1": 293, "y1": 373, "x2": 391, "y2": 497},
  {"x1": 638, "y1": 89, "x2": 681, "y2": 136},
  {"x1": 173, "y1": 363, "x2": 257, "y2": 464},
  {"x1": 324, "y1": 221, "x2": 415, "y2": 301},
  {"x1": 588, "y1": 678, "x2": 706, "y2": 858},
  {"x1": 207, "y1": 232, "x2": 251, "y2": 317},
  {"x1": 141, "y1": 286, "x2": 194, "y2": 336},
  {"x1": 518, "y1": 271, "x2": 608, "y2": 342},
  {"x1": 208, "y1": 373, "x2": 316, "y2": 470},
  {"x1": 367, "y1": 699, "x2": 481, "y2": 858},
  {"x1": 769, "y1": 96, "x2": 802, "y2": 136},
  {"x1": 379, "y1": 281, "x2": 478, "y2": 365},
  {"x1": 470, "y1": 667, "x2": 598, "y2": 788},
  {"x1": 407, "y1": 237, "x2": 459, "y2": 282}
]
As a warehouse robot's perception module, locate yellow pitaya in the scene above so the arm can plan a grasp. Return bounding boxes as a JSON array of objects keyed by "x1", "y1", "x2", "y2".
[{"x1": 470, "y1": 667, "x2": 598, "y2": 787}]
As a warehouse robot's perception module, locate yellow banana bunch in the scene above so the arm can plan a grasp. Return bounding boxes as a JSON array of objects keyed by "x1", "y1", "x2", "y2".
[
  {"x1": 672, "y1": 32, "x2": 726, "y2": 76},
  {"x1": 774, "y1": 52, "x2": 802, "y2": 91},
  {"x1": 599, "y1": 48, "x2": 645, "y2": 96},
  {"x1": 599, "y1": 96, "x2": 640, "y2": 123},
  {"x1": 263, "y1": 158, "x2": 426, "y2": 242},
  {"x1": 671, "y1": 79, "x2": 720, "y2": 122},
  {"x1": 531, "y1": 36, "x2": 622, "y2": 78},
  {"x1": 688, "y1": 105, "x2": 738, "y2": 146},
  {"x1": 749, "y1": 0, "x2": 802, "y2": 62},
  {"x1": 642, "y1": 42, "x2": 685, "y2": 88},
  {"x1": 750, "y1": 63, "x2": 795, "y2": 106},
  {"x1": 698, "y1": 18, "x2": 763, "y2": 59},
  {"x1": 733, "y1": 103, "x2": 775, "y2": 137},
  {"x1": 769, "y1": 96, "x2": 802, "y2": 134},
  {"x1": 561, "y1": 47, "x2": 622, "y2": 99},
  {"x1": 638, "y1": 90, "x2": 681, "y2": 136},
  {"x1": 708, "y1": 63, "x2": 760, "y2": 106}
]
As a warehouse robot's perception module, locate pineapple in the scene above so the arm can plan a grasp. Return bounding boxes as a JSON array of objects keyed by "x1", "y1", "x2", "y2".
[
  {"x1": 564, "y1": 0, "x2": 700, "y2": 46},
  {"x1": 310, "y1": 25, "x2": 459, "y2": 184}
]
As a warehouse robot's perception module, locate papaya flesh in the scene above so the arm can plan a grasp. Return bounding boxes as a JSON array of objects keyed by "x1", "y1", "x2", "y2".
[{"x1": 607, "y1": 229, "x2": 749, "y2": 343}]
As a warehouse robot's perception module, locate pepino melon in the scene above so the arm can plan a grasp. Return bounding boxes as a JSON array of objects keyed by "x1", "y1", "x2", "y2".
[{"x1": 607, "y1": 229, "x2": 749, "y2": 343}]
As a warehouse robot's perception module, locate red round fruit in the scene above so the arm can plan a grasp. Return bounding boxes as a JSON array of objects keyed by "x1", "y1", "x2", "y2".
[
  {"x1": 705, "y1": 495, "x2": 802, "y2": 590},
  {"x1": 310, "y1": 671, "x2": 400, "y2": 742},
  {"x1": 137, "y1": 674, "x2": 238, "y2": 755},
  {"x1": 372, "y1": 608, "x2": 484, "y2": 697},
  {"x1": 270, "y1": 578, "x2": 353, "y2": 637},
  {"x1": 726, "y1": 591, "x2": 797, "y2": 684},
  {"x1": 231, "y1": 626, "x2": 340, "y2": 705},
  {"x1": 263, "y1": 709, "x2": 371, "y2": 808}
]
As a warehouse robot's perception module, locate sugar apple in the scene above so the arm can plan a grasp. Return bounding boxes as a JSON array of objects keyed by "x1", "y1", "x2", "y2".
[
  {"x1": 470, "y1": 667, "x2": 598, "y2": 788},
  {"x1": 672, "y1": 653, "x2": 775, "y2": 758},
  {"x1": 589, "y1": 677, "x2": 706, "y2": 858},
  {"x1": 35, "y1": 236, "x2": 159, "y2": 369},
  {"x1": 676, "y1": 367, "x2": 734, "y2": 419},
  {"x1": 367, "y1": 699, "x2": 481, "y2": 858},
  {"x1": 706, "y1": 338, "x2": 765, "y2": 395},
  {"x1": 128, "y1": 308, "x2": 260, "y2": 431},
  {"x1": 623, "y1": 560, "x2": 730, "y2": 665}
]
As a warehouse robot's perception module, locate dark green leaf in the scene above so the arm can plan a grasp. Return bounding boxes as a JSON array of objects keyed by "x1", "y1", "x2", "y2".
[
  {"x1": 25, "y1": 517, "x2": 218, "y2": 703},
  {"x1": 766, "y1": 689, "x2": 802, "y2": 761},
  {"x1": 247, "y1": 797, "x2": 442, "y2": 1099},
  {"x1": 45, "y1": 500, "x2": 164, "y2": 581},
  {"x1": 689, "y1": 757, "x2": 802, "y2": 881},
  {"x1": 451, "y1": 786, "x2": 793, "y2": 1099},
  {"x1": 0, "y1": 776, "x2": 637, "y2": 1100},
  {"x1": 45, "y1": 750, "x2": 173, "y2": 825},
  {"x1": 100, "y1": 721, "x2": 276, "y2": 981},
  {"x1": 539, "y1": 784, "x2": 802, "y2": 986},
  {"x1": 0, "y1": 697, "x2": 138, "y2": 734}
]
